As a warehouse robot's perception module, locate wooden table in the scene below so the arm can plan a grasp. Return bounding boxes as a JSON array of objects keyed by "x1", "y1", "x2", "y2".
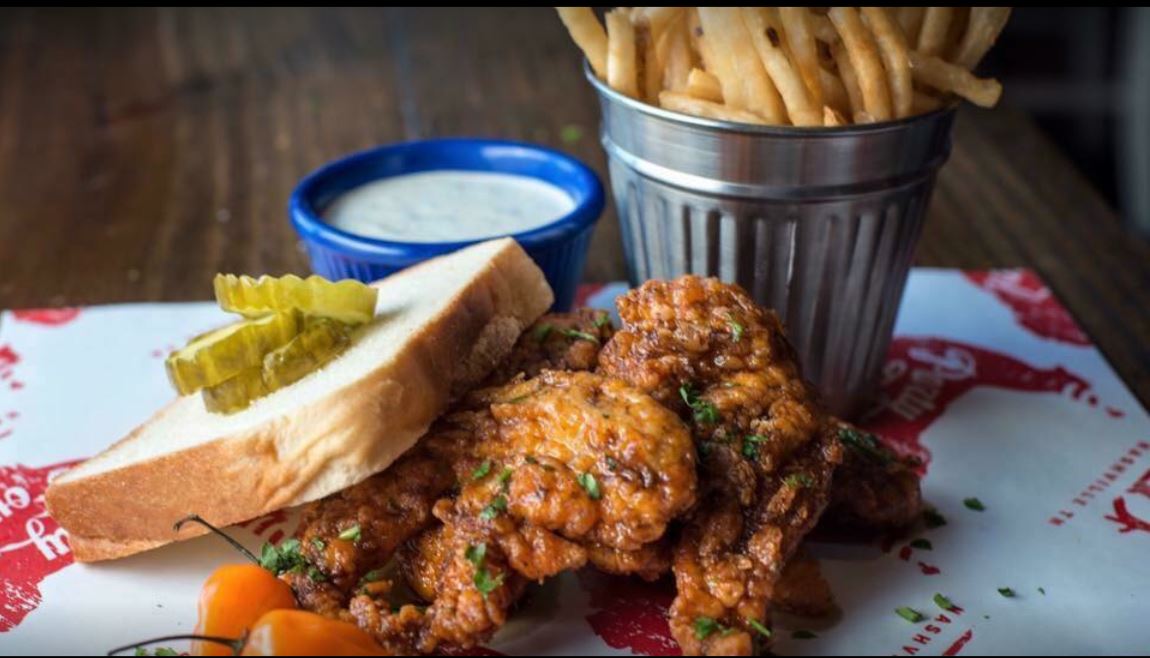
[{"x1": 1, "y1": 7, "x2": 1148, "y2": 407}]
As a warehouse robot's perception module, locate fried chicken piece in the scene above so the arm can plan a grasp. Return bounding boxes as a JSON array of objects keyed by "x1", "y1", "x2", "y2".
[
  {"x1": 285, "y1": 429, "x2": 469, "y2": 617},
  {"x1": 586, "y1": 538, "x2": 673, "y2": 582},
  {"x1": 292, "y1": 310, "x2": 614, "y2": 616},
  {"x1": 823, "y1": 424, "x2": 923, "y2": 531},
  {"x1": 483, "y1": 308, "x2": 614, "y2": 384},
  {"x1": 368, "y1": 370, "x2": 697, "y2": 653},
  {"x1": 598, "y1": 276, "x2": 843, "y2": 655},
  {"x1": 774, "y1": 551, "x2": 838, "y2": 619}
]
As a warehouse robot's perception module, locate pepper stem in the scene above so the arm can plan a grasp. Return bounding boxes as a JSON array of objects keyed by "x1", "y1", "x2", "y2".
[
  {"x1": 173, "y1": 513, "x2": 259, "y2": 564},
  {"x1": 106, "y1": 633, "x2": 244, "y2": 656}
]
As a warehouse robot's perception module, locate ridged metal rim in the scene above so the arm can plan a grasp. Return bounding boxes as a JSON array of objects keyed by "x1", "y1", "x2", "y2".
[
  {"x1": 600, "y1": 133, "x2": 951, "y2": 199},
  {"x1": 584, "y1": 61, "x2": 959, "y2": 137}
]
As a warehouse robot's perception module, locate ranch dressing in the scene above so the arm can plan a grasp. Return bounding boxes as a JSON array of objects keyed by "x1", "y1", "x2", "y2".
[{"x1": 324, "y1": 170, "x2": 575, "y2": 243}]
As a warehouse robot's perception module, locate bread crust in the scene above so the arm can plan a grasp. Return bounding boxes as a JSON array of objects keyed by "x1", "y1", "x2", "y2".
[{"x1": 46, "y1": 239, "x2": 553, "y2": 562}]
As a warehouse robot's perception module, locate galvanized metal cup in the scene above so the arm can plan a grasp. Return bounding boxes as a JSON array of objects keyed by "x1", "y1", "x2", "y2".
[{"x1": 587, "y1": 67, "x2": 957, "y2": 419}]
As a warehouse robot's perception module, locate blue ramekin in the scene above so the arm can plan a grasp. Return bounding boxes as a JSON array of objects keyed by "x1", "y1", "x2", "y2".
[{"x1": 289, "y1": 138, "x2": 604, "y2": 311}]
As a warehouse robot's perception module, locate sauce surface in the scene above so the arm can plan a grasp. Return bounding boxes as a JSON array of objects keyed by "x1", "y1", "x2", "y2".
[{"x1": 324, "y1": 170, "x2": 575, "y2": 243}]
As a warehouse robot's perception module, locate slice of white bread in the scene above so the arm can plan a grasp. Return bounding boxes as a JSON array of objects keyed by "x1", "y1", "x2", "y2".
[{"x1": 46, "y1": 238, "x2": 553, "y2": 562}]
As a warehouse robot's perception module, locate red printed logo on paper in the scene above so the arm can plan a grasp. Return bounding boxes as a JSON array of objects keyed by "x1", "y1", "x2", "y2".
[
  {"x1": 861, "y1": 337, "x2": 1095, "y2": 472},
  {"x1": 1104, "y1": 467, "x2": 1150, "y2": 535},
  {"x1": 964, "y1": 270, "x2": 1089, "y2": 346},
  {"x1": 11, "y1": 309, "x2": 81, "y2": 328},
  {"x1": 0, "y1": 346, "x2": 22, "y2": 439},
  {"x1": 0, "y1": 461, "x2": 80, "y2": 632},
  {"x1": 579, "y1": 570, "x2": 681, "y2": 656}
]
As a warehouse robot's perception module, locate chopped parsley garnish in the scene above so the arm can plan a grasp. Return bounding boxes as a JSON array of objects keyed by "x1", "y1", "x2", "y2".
[
  {"x1": 465, "y1": 542, "x2": 487, "y2": 565},
  {"x1": 727, "y1": 314, "x2": 744, "y2": 342},
  {"x1": 910, "y1": 538, "x2": 933, "y2": 550},
  {"x1": 742, "y1": 434, "x2": 769, "y2": 459},
  {"x1": 465, "y1": 542, "x2": 504, "y2": 598},
  {"x1": 498, "y1": 466, "x2": 513, "y2": 487},
  {"x1": 338, "y1": 524, "x2": 362, "y2": 542},
  {"x1": 480, "y1": 495, "x2": 508, "y2": 520},
  {"x1": 307, "y1": 566, "x2": 327, "y2": 582},
  {"x1": 594, "y1": 312, "x2": 610, "y2": 328},
  {"x1": 578, "y1": 472, "x2": 602, "y2": 500},
  {"x1": 605, "y1": 456, "x2": 619, "y2": 471},
  {"x1": 680, "y1": 383, "x2": 720, "y2": 424},
  {"x1": 474, "y1": 567, "x2": 504, "y2": 597},
  {"x1": 933, "y1": 593, "x2": 955, "y2": 610},
  {"x1": 896, "y1": 606, "x2": 925, "y2": 623},
  {"x1": 838, "y1": 426, "x2": 893, "y2": 464},
  {"x1": 784, "y1": 473, "x2": 814, "y2": 488},
  {"x1": 747, "y1": 619, "x2": 772, "y2": 638},
  {"x1": 998, "y1": 587, "x2": 1015, "y2": 598},
  {"x1": 964, "y1": 497, "x2": 986, "y2": 512},
  {"x1": 472, "y1": 459, "x2": 493, "y2": 481},
  {"x1": 533, "y1": 323, "x2": 554, "y2": 341},
  {"x1": 259, "y1": 538, "x2": 306, "y2": 575},
  {"x1": 559, "y1": 328, "x2": 599, "y2": 343},
  {"x1": 792, "y1": 630, "x2": 818, "y2": 640},
  {"x1": 923, "y1": 508, "x2": 948, "y2": 529},
  {"x1": 360, "y1": 569, "x2": 386, "y2": 584},
  {"x1": 693, "y1": 616, "x2": 726, "y2": 640},
  {"x1": 311, "y1": 538, "x2": 325, "y2": 552}
]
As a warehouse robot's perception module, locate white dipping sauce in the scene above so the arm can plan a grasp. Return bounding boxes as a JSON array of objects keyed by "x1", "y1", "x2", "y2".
[{"x1": 324, "y1": 170, "x2": 575, "y2": 243}]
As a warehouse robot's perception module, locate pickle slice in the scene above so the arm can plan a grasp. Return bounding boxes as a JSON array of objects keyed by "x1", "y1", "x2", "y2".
[
  {"x1": 200, "y1": 365, "x2": 270, "y2": 414},
  {"x1": 214, "y1": 274, "x2": 378, "y2": 325},
  {"x1": 165, "y1": 312, "x2": 300, "y2": 396},
  {"x1": 201, "y1": 318, "x2": 352, "y2": 414}
]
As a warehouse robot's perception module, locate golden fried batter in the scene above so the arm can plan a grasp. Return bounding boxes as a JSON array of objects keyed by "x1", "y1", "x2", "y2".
[
  {"x1": 824, "y1": 424, "x2": 923, "y2": 531},
  {"x1": 356, "y1": 370, "x2": 697, "y2": 653},
  {"x1": 774, "y1": 551, "x2": 838, "y2": 619},
  {"x1": 598, "y1": 276, "x2": 843, "y2": 655},
  {"x1": 484, "y1": 308, "x2": 614, "y2": 385}
]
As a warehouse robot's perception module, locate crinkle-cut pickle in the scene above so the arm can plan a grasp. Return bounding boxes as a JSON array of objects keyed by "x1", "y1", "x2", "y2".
[
  {"x1": 214, "y1": 273, "x2": 378, "y2": 325},
  {"x1": 165, "y1": 312, "x2": 300, "y2": 396},
  {"x1": 202, "y1": 318, "x2": 351, "y2": 414}
]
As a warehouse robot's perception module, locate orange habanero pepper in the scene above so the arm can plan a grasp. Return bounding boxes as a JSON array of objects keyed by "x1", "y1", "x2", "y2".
[
  {"x1": 173, "y1": 515, "x2": 298, "y2": 657},
  {"x1": 240, "y1": 609, "x2": 390, "y2": 656}
]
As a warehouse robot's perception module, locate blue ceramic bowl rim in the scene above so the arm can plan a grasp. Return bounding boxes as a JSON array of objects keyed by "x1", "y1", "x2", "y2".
[{"x1": 289, "y1": 138, "x2": 605, "y2": 264}]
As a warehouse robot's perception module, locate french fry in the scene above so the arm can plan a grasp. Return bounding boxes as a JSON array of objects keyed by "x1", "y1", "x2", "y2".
[
  {"x1": 778, "y1": 7, "x2": 825, "y2": 110},
  {"x1": 659, "y1": 13, "x2": 693, "y2": 92},
  {"x1": 909, "y1": 50, "x2": 1002, "y2": 108},
  {"x1": 697, "y1": 8, "x2": 787, "y2": 123},
  {"x1": 911, "y1": 90, "x2": 944, "y2": 114},
  {"x1": 605, "y1": 8, "x2": 640, "y2": 98},
  {"x1": 952, "y1": 7, "x2": 1012, "y2": 69},
  {"x1": 637, "y1": 23, "x2": 662, "y2": 102},
  {"x1": 686, "y1": 68, "x2": 723, "y2": 103},
  {"x1": 831, "y1": 43, "x2": 866, "y2": 121},
  {"x1": 556, "y1": 7, "x2": 609, "y2": 79},
  {"x1": 743, "y1": 8, "x2": 821, "y2": 126},
  {"x1": 828, "y1": 7, "x2": 892, "y2": 122},
  {"x1": 555, "y1": 5, "x2": 1010, "y2": 127},
  {"x1": 917, "y1": 7, "x2": 954, "y2": 56},
  {"x1": 633, "y1": 7, "x2": 685, "y2": 41},
  {"x1": 896, "y1": 7, "x2": 926, "y2": 44},
  {"x1": 658, "y1": 91, "x2": 767, "y2": 124},
  {"x1": 686, "y1": 9, "x2": 714, "y2": 71},
  {"x1": 809, "y1": 12, "x2": 839, "y2": 44},
  {"x1": 861, "y1": 7, "x2": 913, "y2": 119},
  {"x1": 818, "y1": 66, "x2": 851, "y2": 116},
  {"x1": 823, "y1": 105, "x2": 848, "y2": 127}
]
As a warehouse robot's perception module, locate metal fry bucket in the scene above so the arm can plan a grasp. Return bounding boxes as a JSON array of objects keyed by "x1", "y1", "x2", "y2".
[{"x1": 588, "y1": 67, "x2": 957, "y2": 418}]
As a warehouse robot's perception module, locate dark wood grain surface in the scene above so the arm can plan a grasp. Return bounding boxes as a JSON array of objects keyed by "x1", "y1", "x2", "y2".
[{"x1": 1, "y1": 7, "x2": 1147, "y2": 405}]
